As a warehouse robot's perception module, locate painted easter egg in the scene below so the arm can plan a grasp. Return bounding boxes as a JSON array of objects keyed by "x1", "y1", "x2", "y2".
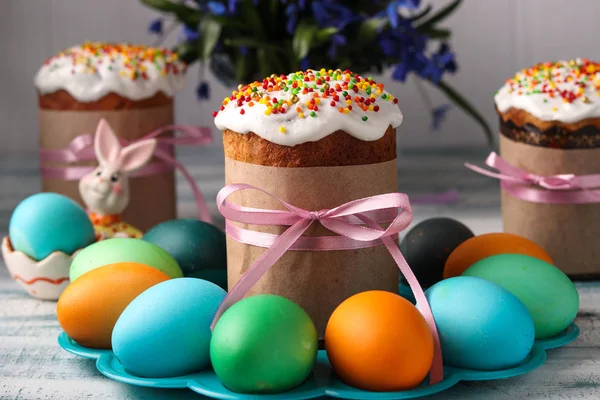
[
  {"x1": 400, "y1": 217, "x2": 474, "y2": 289},
  {"x1": 444, "y1": 232, "x2": 553, "y2": 279},
  {"x1": 9, "y1": 193, "x2": 96, "y2": 261},
  {"x1": 424, "y1": 276, "x2": 535, "y2": 370},
  {"x1": 56, "y1": 262, "x2": 170, "y2": 349},
  {"x1": 69, "y1": 237, "x2": 183, "y2": 282},
  {"x1": 112, "y1": 278, "x2": 226, "y2": 378},
  {"x1": 325, "y1": 291, "x2": 433, "y2": 391},
  {"x1": 210, "y1": 294, "x2": 318, "y2": 394},
  {"x1": 462, "y1": 253, "x2": 579, "y2": 339},
  {"x1": 142, "y1": 219, "x2": 227, "y2": 290}
]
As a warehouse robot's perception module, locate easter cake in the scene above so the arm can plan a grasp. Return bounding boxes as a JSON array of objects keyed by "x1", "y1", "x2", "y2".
[
  {"x1": 35, "y1": 42, "x2": 186, "y2": 231},
  {"x1": 493, "y1": 59, "x2": 600, "y2": 277},
  {"x1": 35, "y1": 42, "x2": 185, "y2": 110},
  {"x1": 213, "y1": 69, "x2": 404, "y2": 336}
]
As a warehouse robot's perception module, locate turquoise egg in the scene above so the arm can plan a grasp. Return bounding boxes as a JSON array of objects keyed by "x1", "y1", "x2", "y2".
[
  {"x1": 424, "y1": 276, "x2": 535, "y2": 371},
  {"x1": 210, "y1": 294, "x2": 318, "y2": 394},
  {"x1": 111, "y1": 278, "x2": 226, "y2": 378},
  {"x1": 9, "y1": 193, "x2": 96, "y2": 260},
  {"x1": 142, "y1": 219, "x2": 227, "y2": 290},
  {"x1": 462, "y1": 253, "x2": 579, "y2": 339}
]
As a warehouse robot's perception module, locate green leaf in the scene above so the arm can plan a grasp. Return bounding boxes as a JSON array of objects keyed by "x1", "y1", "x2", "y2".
[
  {"x1": 235, "y1": 53, "x2": 249, "y2": 82},
  {"x1": 409, "y1": 5, "x2": 433, "y2": 22},
  {"x1": 223, "y1": 38, "x2": 286, "y2": 54},
  {"x1": 210, "y1": 15, "x2": 248, "y2": 30},
  {"x1": 238, "y1": 1, "x2": 265, "y2": 37},
  {"x1": 416, "y1": 0, "x2": 463, "y2": 31},
  {"x1": 141, "y1": 0, "x2": 186, "y2": 12},
  {"x1": 435, "y1": 79, "x2": 494, "y2": 147},
  {"x1": 425, "y1": 28, "x2": 450, "y2": 39},
  {"x1": 141, "y1": 0, "x2": 201, "y2": 26},
  {"x1": 173, "y1": 41, "x2": 198, "y2": 65},
  {"x1": 257, "y1": 48, "x2": 273, "y2": 76},
  {"x1": 356, "y1": 17, "x2": 387, "y2": 49},
  {"x1": 292, "y1": 20, "x2": 318, "y2": 60},
  {"x1": 315, "y1": 27, "x2": 339, "y2": 43},
  {"x1": 197, "y1": 18, "x2": 222, "y2": 61}
]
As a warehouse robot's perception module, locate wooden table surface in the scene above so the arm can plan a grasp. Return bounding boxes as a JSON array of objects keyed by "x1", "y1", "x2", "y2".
[{"x1": 1, "y1": 149, "x2": 599, "y2": 399}]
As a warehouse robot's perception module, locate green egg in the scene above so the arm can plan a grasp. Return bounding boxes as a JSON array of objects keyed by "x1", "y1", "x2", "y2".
[
  {"x1": 210, "y1": 294, "x2": 318, "y2": 394},
  {"x1": 462, "y1": 253, "x2": 579, "y2": 339},
  {"x1": 70, "y1": 238, "x2": 183, "y2": 282}
]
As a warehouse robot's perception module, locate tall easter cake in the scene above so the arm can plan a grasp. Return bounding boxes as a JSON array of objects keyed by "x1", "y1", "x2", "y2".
[
  {"x1": 214, "y1": 69, "x2": 404, "y2": 335},
  {"x1": 34, "y1": 42, "x2": 186, "y2": 231},
  {"x1": 494, "y1": 59, "x2": 600, "y2": 277}
]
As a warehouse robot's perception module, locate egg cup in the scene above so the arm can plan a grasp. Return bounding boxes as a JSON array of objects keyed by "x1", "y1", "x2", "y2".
[{"x1": 1, "y1": 236, "x2": 81, "y2": 300}]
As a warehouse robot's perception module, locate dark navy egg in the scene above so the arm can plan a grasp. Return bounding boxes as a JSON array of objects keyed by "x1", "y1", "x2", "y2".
[
  {"x1": 400, "y1": 218, "x2": 474, "y2": 289},
  {"x1": 142, "y1": 219, "x2": 227, "y2": 290}
]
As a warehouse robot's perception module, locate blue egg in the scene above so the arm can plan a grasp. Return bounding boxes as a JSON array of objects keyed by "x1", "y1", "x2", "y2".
[
  {"x1": 9, "y1": 193, "x2": 96, "y2": 260},
  {"x1": 424, "y1": 276, "x2": 535, "y2": 371},
  {"x1": 111, "y1": 278, "x2": 226, "y2": 378}
]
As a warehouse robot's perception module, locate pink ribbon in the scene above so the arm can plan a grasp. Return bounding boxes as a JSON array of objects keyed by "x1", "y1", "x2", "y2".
[
  {"x1": 39, "y1": 125, "x2": 213, "y2": 223},
  {"x1": 211, "y1": 183, "x2": 444, "y2": 385},
  {"x1": 465, "y1": 152, "x2": 600, "y2": 204}
]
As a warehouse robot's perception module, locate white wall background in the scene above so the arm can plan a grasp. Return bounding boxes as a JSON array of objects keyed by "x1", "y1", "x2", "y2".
[{"x1": 1, "y1": 0, "x2": 599, "y2": 154}]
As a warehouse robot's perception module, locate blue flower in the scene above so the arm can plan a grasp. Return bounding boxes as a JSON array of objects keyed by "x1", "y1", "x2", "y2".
[
  {"x1": 240, "y1": 46, "x2": 248, "y2": 56},
  {"x1": 196, "y1": 81, "x2": 210, "y2": 100},
  {"x1": 423, "y1": 44, "x2": 456, "y2": 83},
  {"x1": 311, "y1": 1, "x2": 357, "y2": 29},
  {"x1": 381, "y1": 24, "x2": 429, "y2": 82},
  {"x1": 328, "y1": 34, "x2": 346, "y2": 59},
  {"x1": 387, "y1": 0, "x2": 420, "y2": 28},
  {"x1": 148, "y1": 18, "x2": 163, "y2": 35},
  {"x1": 227, "y1": 0, "x2": 237, "y2": 13},
  {"x1": 300, "y1": 56, "x2": 311, "y2": 71},
  {"x1": 183, "y1": 25, "x2": 200, "y2": 41},
  {"x1": 431, "y1": 104, "x2": 452, "y2": 130},
  {"x1": 285, "y1": 3, "x2": 298, "y2": 34},
  {"x1": 207, "y1": 1, "x2": 227, "y2": 15}
]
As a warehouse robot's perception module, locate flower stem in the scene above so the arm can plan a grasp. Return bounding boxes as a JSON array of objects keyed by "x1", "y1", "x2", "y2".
[{"x1": 412, "y1": 77, "x2": 434, "y2": 111}]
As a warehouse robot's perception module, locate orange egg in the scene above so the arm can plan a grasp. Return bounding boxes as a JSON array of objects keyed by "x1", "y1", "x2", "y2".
[
  {"x1": 56, "y1": 262, "x2": 170, "y2": 349},
  {"x1": 443, "y1": 232, "x2": 553, "y2": 279},
  {"x1": 325, "y1": 290, "x2": 434, "y2": 392}
]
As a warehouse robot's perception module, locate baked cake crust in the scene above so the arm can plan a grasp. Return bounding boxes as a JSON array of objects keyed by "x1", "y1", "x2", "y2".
[
  {"x1": 38, "y1": 90, "x2": 173, "y2": 111},
  {"x1": 497, "y1": 107, "x2": 600, "y2": 149},
  {"x1": 223, "y1": 126, "x2": 397, "y2": 167}
]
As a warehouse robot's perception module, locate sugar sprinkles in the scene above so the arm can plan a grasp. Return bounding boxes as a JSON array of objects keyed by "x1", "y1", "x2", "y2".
[
  {"x1": 213, "y1": 69, "x2": 404, "y2": 147},
  {"x1": 495, "y1": 58, "x2": 600, "y2": 123},
  {"x1": 34, "y1": 42, "x2": 186, "y2": 102}
]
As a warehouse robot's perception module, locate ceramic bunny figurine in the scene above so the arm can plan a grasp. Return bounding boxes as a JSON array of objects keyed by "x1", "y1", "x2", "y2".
[{"x1": 79, "y1": 119, "x2": 157, "y2": 239}]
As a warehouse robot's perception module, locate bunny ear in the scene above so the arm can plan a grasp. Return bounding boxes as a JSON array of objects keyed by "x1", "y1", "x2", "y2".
[
  {"x1": 94, "y1": 119, "x2": 121, "y2": 165},
  {"x1": 118, "y1": 139, "x2": 157, "y2": 173}
]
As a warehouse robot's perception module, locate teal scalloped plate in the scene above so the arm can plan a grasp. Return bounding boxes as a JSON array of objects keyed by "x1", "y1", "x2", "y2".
[{"x1": 58, "y1": 322, "x2": 579, "y2": 400}]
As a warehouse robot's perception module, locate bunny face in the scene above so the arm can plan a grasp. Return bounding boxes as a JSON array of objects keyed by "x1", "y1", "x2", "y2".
[
  {"x1": 79, "y1": 164, "x2": 130, "y2": 215},
  {"x1": 79, "y1": 119, "x2": 156, "y2": 216}
]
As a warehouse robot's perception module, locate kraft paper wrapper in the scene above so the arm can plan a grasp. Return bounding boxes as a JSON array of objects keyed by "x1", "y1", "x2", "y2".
[
  {"x1": 39, "y1": 106, "x2": 176, "y2": 232},
  {"x1": 499, "y1": 134, "x2": 600, "y2": 278},
  {"x1": 225, "y1": 157, "x2": 400, "y2": 337}
]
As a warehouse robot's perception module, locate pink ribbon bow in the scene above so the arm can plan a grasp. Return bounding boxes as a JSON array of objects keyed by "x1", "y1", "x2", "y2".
[
  {"x1": 211, "y1": 183, "x2": 444, "y2": 385},
  {"x1": 39, "y1": 125, "x2": 213, "y2": 223},
  {"x1": 465, "y1": 152, "x2": 600, "y2": 204}
]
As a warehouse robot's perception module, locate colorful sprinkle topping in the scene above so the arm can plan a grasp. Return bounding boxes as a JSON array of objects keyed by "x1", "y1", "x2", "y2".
[
  {"x1": 213, "y1": 69, "x2": 398, "y2": 121},
  {"x1": 495, "y1": 58, "x2": 600, "y2": 123},
  {"x1": 42, "y1": 41, "x2": 186, "y2": 80}
]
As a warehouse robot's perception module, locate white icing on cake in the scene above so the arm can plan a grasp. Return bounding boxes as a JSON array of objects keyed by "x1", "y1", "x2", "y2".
[
  {"x1": 494, "y1": 58, "x2": 600, "y2": 123},
  {"x1": 34, "y1": 42, "x2": 186, "y2": 102},
  {"x1": 213, "y1": 69, "x2": 403, "y2": 146}
]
